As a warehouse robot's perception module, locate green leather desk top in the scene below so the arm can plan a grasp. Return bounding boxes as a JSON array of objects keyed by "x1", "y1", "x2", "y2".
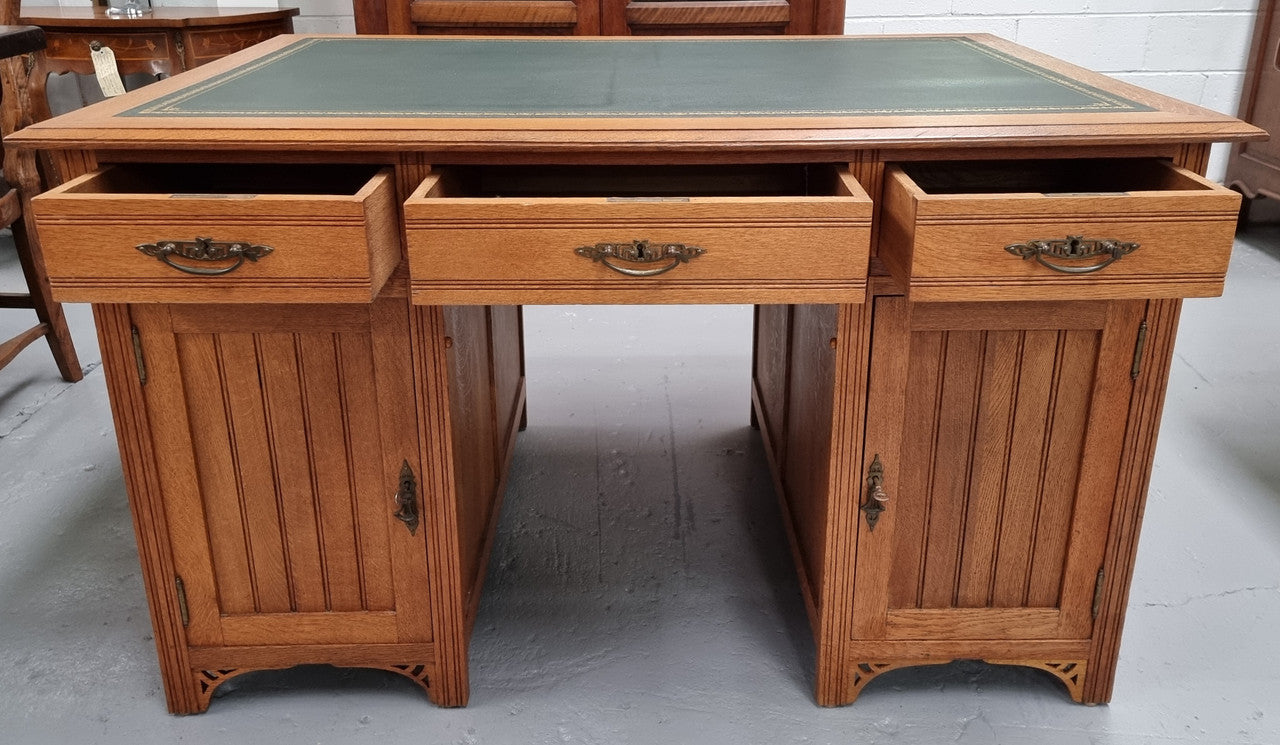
[
  {"x1": 14, "y1": 33, "x2": 1261, "y2": 153},
  {"x1": 121, "y1": 36, "x2": 1148, "y2": 119}
]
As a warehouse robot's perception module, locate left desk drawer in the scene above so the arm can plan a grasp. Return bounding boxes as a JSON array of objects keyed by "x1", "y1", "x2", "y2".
[{"x1": 32, "y1": 164, "x2": 401, "y2": 304}]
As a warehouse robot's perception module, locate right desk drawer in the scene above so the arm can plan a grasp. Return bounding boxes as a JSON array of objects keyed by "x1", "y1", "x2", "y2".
[{"x1": 879, "y1": 159, "x2": 1242, "y2": 302}]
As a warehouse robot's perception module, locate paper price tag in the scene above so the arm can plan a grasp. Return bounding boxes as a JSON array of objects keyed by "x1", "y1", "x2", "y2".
[{"x1": 89, "y1": 44, "x2": 128, "y2": 98}]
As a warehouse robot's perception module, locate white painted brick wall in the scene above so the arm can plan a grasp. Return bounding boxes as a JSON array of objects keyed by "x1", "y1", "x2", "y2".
[
  {"x1": 846, "y1": 3, "x2": 1263, "y2": 177},
  {"x1": 286, "y1": 0, "x2": 357, "y2": 33}
]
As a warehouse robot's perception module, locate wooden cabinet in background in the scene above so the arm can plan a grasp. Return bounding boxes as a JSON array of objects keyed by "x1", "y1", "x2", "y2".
[
  {"x1": 354, "y1": 0, "x2": 845, "y2": 36},
  {"x1": 601, "y1": 0, "x2": 841, "y2": 36},
  {"x1": 1225, "y1": 0, "x2": 1280, "y2": 215}
]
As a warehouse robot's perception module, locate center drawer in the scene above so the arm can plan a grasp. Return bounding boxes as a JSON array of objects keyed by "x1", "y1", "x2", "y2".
[
  {"x1": 878, "y1": 158, "x2": 1242, "y2": 302},
  {"x1": 31, "y1": 163, "x2": 400, "y2": 304},
  {"x1": 402, "y1": 164, "x2": 872, "y2": 305}
]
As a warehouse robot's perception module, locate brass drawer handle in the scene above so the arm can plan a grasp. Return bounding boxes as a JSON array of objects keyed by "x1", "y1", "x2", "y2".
[
  {"x1": 574, "y1": 239, "x2": 705, "y2": 277},
  {"x1": 137, "y1": 237, "x2": 274, "y2": 276},
  {"x1": 1005, "y1": 235, "x2": 1138, "y2": 274}
]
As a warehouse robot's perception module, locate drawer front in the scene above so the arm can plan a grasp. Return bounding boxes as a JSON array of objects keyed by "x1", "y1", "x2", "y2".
[
  {"x1": 186, "y1": 25, "x2": 290, "y2": 67},
  {"x1": 44, "y1": 31, "x2": 174, "y2": 65},
  {"x1": 879, "y1": 162, "x2": 1242, "y2": 302},
  {"x1": 403, "y1": 172, "x2": 873, "y2": 305},
  {"x1": 32, "y1": 167, "x2": 400, "y2": 304}
]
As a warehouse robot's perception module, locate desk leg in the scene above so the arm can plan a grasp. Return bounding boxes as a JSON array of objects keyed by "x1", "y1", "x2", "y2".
[
  {"x1": 751, "y1": 302, "x2": 873, "y2": 707},
  {"x1": 517, "y1": 305, "x2": 529, "y2": 431},
  {"x1": 92, "y1": 304, "x2": 205, "y2": 714},
  {"x1": 412, "y1": 304, "x2": 526, "y2": 707},
  {"x1": 1083, "y1": 297, "x2": 1183, "y2": 704}
]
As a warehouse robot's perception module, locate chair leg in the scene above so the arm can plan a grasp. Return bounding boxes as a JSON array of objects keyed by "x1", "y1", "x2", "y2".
[
  {"x1": 0, "y1": 321, "x2": 49, "y2": 369},
  {"x1": 9, "y1": 212, "x2": 81, "y2": 382},
  {"x1": 1, "y1": 56, "x2": 82, "y2": 382}
]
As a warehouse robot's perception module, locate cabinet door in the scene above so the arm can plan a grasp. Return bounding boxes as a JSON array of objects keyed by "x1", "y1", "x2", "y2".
[
  {"x1": 602, "y1": 0, "x2": 835, "y2": 35},
  {"x1": 851, "y1": 297, "x2": 1144, "y2": 642},
  {"x1": 133, "y1": 299, "x2": 433, "y2": 649}
]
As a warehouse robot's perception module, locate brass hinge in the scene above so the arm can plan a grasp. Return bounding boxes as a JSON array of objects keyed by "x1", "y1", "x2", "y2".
[
  {"x1": 1130, "y1": 320, "x2": 1148, "y2": 380},
  {"x1": 131, "y1": 325, "x2": 148, "y2": 386},
  {"x1": 175, "y1": 575, "x2": 190, "y2": 627},
  {"x1": 1092, "y1": 567, "x2": 1106, "y2": 619}
]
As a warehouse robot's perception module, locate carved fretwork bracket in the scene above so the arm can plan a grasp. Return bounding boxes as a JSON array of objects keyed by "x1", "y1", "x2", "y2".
[
  {"x1": 190, "y1": 663, "x2": 433, "y2": 712},
  {"x1": 847, "y1": 661, "x2": 917, "y2": 701},
  {"x1": 192, "y1": 668, "x2": 245, "y2": 712},
  {"x1": 988, "y1": 659, "x2": 1088, "y2": 703},
  {"x1": 846, "y1": 658, "x2": 1089, "y2": 703},
  {"x1": 376, "y1": 664, "x2": 433, "y2": 698}
]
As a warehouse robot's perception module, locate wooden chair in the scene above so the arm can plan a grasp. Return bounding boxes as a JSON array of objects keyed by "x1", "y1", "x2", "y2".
[{"x1": 0, "y1": 13, "x2": 81, "y2": 381}]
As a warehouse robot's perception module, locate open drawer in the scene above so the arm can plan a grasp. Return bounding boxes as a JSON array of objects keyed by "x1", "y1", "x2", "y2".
[
  {"x1": 878, "y1": 159, "x2": 1242, "y2": 302},
  {"x1": 31, "y1": 164, "x2": 400, "y2": 304},
  {"x1": 402, "y1": 164, "x2": 872, "y2": 304}
]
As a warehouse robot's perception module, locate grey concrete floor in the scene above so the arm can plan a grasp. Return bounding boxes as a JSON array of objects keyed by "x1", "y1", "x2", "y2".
[{"x1": 1, "y1": 225, "x2": 1278, "y2": 745}]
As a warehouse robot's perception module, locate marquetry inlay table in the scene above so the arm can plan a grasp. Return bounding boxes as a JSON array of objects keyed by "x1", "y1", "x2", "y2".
[
  {"x1": 18, "y1": 5, "x2": 298, "y2": 82},
  {"x1": 11, "y1": 34, "x2": 1263, "y2": 713}
]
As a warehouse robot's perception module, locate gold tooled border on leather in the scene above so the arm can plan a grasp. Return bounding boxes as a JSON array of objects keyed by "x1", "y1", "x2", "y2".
[{"x1": 121, "y1": 36, "x2": 1151, "y2": 119}]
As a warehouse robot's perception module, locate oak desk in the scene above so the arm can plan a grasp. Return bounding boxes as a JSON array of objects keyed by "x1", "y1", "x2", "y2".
[{"x1": 12, "y1": 34, "x2": 1264, "y2": 713}]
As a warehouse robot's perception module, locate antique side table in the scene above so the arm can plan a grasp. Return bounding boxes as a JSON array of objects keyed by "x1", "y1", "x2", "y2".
[{"x1": 17, "y1": 5, "x2": 297, "y2": 113}]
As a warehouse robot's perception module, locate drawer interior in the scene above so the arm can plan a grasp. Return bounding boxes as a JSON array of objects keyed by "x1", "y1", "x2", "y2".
[
  {"x1": 64, "y1": 163, "x2": 384, "y2": 196},
  {"x1": 431, "y1": 164, "x2": 851, "y2": 198},
  {"x1": 899, "y1": 159, "x2": 1210, "y2": 196}
]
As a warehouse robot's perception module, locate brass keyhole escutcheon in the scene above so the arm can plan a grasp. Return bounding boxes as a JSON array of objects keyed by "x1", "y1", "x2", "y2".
[
  {"x1": 394, "y1": 460, "x2": 420, "y2": 536},
  {"x1": 861, "y1": 454, "x2": 888, "y2": 531}
]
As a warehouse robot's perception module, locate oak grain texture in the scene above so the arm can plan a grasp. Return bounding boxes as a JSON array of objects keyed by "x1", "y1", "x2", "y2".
[
  {"x1": 879, "y1": 161, "x2": 1242, "y2": 301},
  {"x1": 17, "y1": 36, "x2": 1252, "y2": 713},
  {"x1": 826, "y1": 295, "x2": 1145, "y2": 703},
  {"x1": 404, "y1": 167, "x2": 871, "y2": 304},
  {"x1": 31, "y1": 165, "x2": 400, "y2": 303},
  {"x1": 92, "y1": 303, "x2": 204, "y2": 713},
  {"x1": 752, "y1": 301, "x2": 874, "y2": 707},
  {"x1": 123, "y1": 298, "x2": 437, "y2": 710}
]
